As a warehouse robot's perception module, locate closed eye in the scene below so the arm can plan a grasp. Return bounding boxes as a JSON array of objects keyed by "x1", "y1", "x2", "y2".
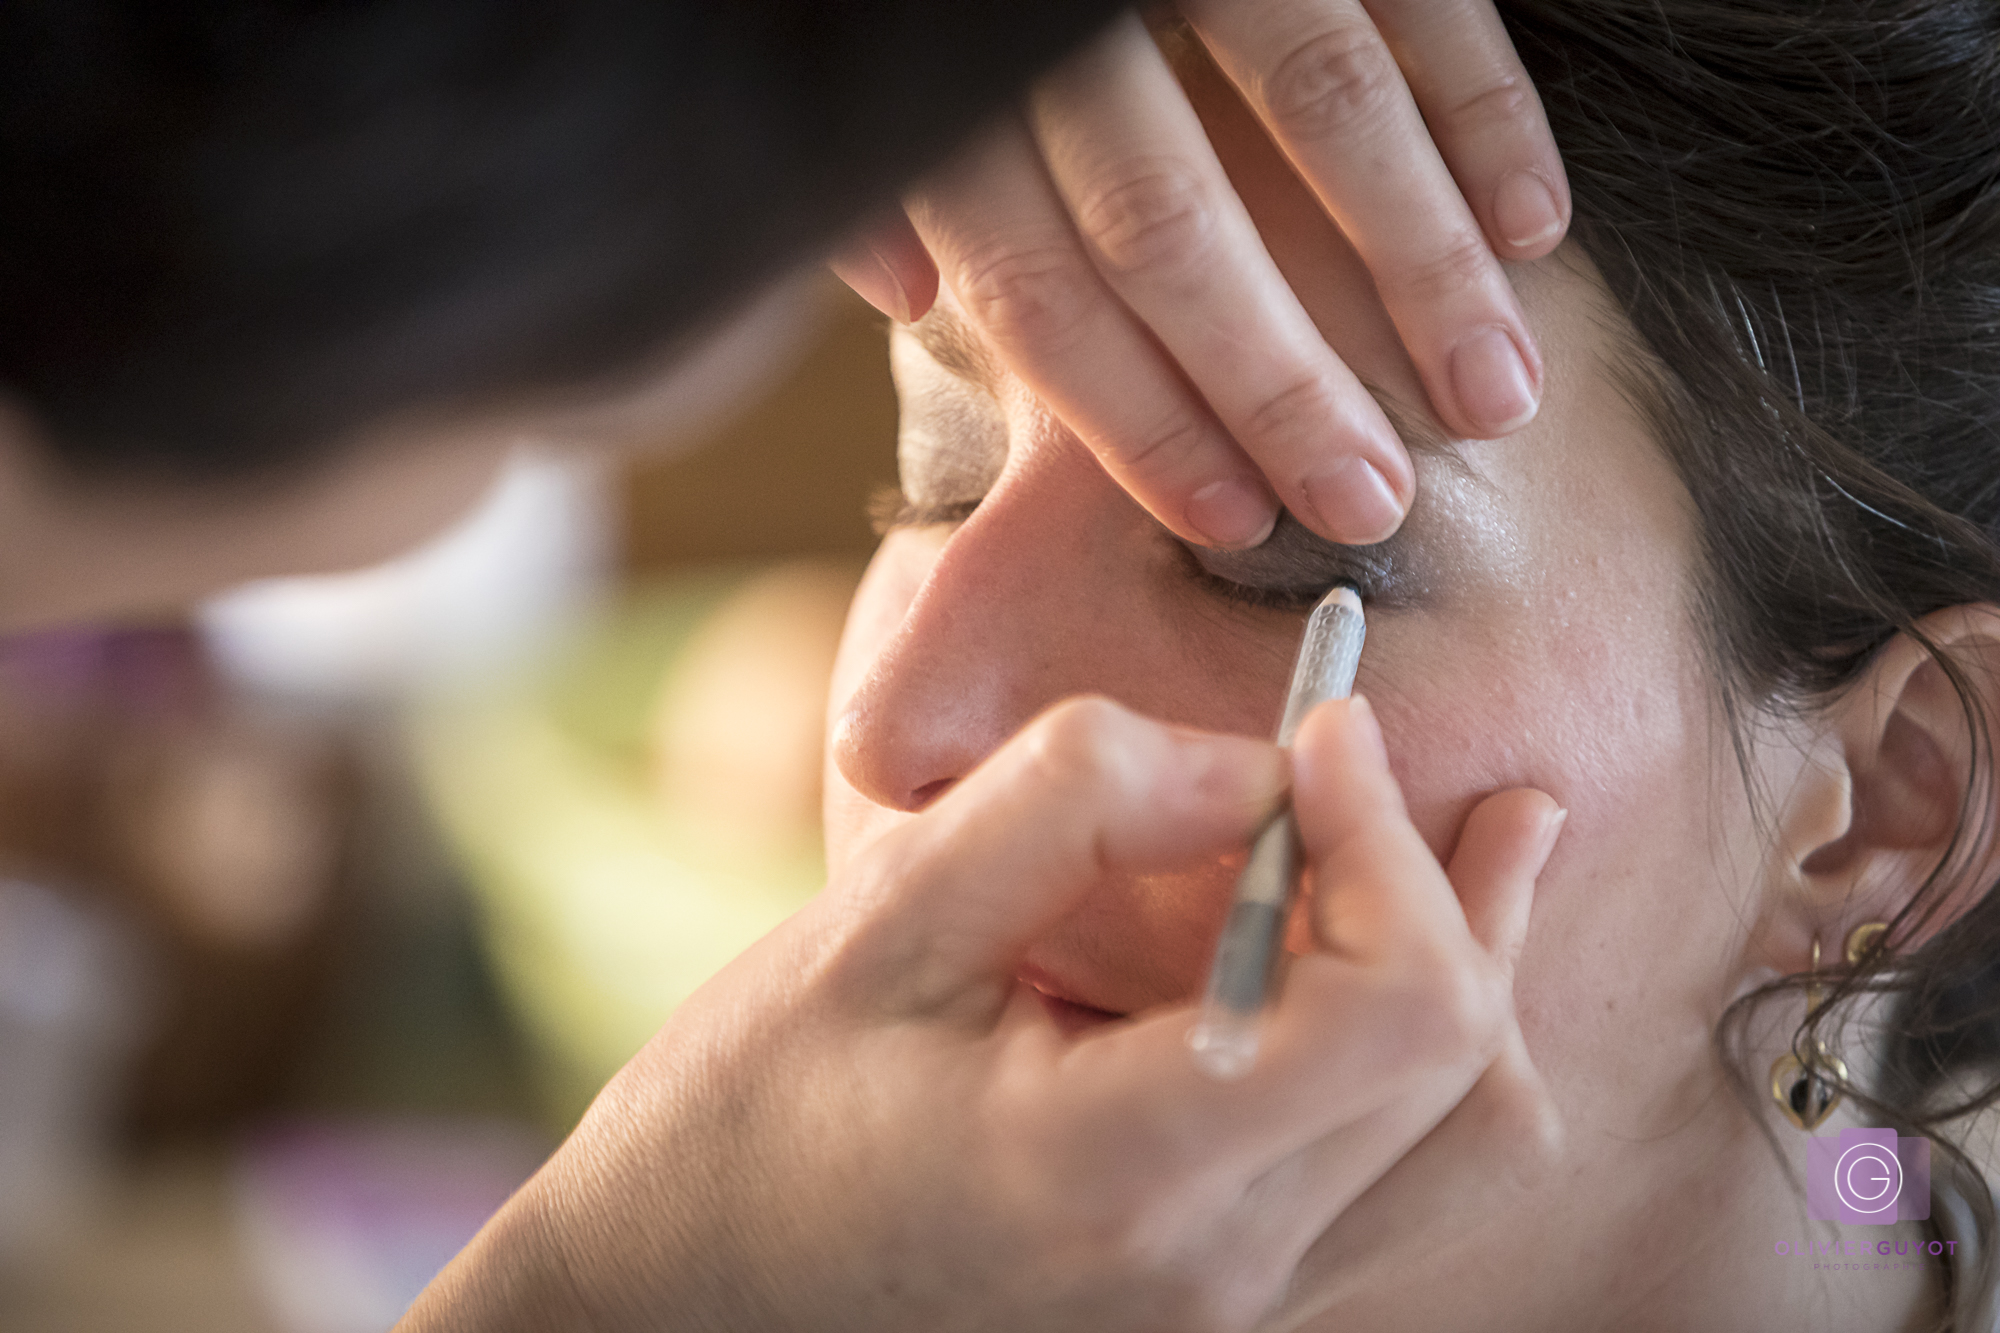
[
  {"x1": 870, "y1": 488, "x2": 980, "y2": 534},
  {"x1": 1176, "y1": 511, "x2": 1408, "y2": 611}
]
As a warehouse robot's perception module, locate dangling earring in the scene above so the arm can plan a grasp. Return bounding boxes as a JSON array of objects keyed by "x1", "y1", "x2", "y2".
[
  {"x1": 1770, "y1": 939, "x2": 1849, "y2": 1131},
  {"x1": 1845, "y1": 920, "x2": 1889, "y2": 967}
]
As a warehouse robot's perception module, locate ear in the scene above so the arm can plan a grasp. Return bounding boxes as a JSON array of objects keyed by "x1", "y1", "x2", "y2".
[{"x1": 1767, "y1": 604, "x2": 2000, "y2": 963}]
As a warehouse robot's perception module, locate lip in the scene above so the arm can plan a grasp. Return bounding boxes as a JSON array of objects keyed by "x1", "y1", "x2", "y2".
[{"x1": 1016, "y1": 963, "x2": 1125, "y2": 1036}]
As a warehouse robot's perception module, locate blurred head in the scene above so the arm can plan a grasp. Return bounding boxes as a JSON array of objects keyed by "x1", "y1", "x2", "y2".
[
  {"x1": 0, "y1": 2, "x2": 1122, "y2": 628},
  {"x1": 825, "y1": 1, "x2": 2000, "y2": 1322},
  {"x1": 0, "y1": 277, "x2": 813, "y2": 630}
]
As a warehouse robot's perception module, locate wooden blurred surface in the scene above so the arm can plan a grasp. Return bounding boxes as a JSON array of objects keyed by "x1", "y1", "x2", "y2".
[
  {"x1": 620, "y1": 289, "x2": 899, "y2": 570},
  {"x1": 0, "y1": 1149, "x2": 278, "y2": 1333}
]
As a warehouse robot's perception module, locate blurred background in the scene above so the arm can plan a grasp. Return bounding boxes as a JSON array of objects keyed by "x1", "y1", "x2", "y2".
[{"x1": 0, "y1": 286, "x2": 897, "y2": 1333}]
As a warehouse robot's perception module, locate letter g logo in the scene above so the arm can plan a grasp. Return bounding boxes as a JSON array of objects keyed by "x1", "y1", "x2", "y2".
[{"x1": 1808, "y1": 1129, "x2": 1930, "y2": 1226}]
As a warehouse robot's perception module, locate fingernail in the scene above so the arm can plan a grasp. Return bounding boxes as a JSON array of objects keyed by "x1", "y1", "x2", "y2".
[
  {"x1": 1186, "y1": 478, "x2": 1277, "y2": 549},
  {"x1": 1493, "y1": 171, "x2": 1563, "y2": 252},
  {"x1": 870, "y1": 249, "x2": 913, "y2": 323},
  {"x1": 1542, "y1": 806, "x2": 1570, "y2": 853},
  {"x1": 1302, "y1": 455, "x2": 1404, "y2": 545},
  {"x1": 1347, "y1": 695, "x2": 1390, "y2": 770},
  {"x1": 1450, "y1": 327, "x2": 1539, "y2": 436}
]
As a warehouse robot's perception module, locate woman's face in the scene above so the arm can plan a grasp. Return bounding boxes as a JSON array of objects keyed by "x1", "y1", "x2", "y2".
[{"x1": 821, "y1": 91, "x2": 1849, "y2": 1328}]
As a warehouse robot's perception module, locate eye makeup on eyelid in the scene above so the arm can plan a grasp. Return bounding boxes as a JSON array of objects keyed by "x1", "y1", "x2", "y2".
[
  {"x1": 885, "y1": 320, "x2": 1435, "y2": 612},
  {"x1": 1180, "y1": 514, "x2": 1414, "y2": 611}
]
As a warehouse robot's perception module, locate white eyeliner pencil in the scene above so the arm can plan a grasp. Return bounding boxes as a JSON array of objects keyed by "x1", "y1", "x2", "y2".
[{"x1": 1188, "y1": 586, "x2": 1366, "y2": 1081}]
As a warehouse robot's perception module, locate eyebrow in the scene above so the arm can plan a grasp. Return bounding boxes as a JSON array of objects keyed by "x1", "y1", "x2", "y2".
[
  {"x1": 895, "y1": 311, "x2": 1477, "y2": 600},
  {"x1": 1370, "y1": 393, "x2": 1456, "y2": 460},
  {"x1": 909, "y1": 303, "x2": 1458, "y2": 465},
  {"x1": 909, "y1": 303, "x2": 1000, "y2": 391}
]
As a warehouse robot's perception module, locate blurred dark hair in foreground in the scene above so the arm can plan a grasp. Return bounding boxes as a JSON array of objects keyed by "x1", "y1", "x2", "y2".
[{"x1": 0, "y1": 1, "x2": 1120, "y2": 480}]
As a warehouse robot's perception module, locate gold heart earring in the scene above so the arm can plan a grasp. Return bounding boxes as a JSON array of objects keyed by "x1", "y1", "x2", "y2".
[
  {"x1": 1769, "y1": 938, "x2": 1849, "y2": 1131},
  {"x1": 1768, "y1": 924, "x2": 1889, "y2": 1130},
  {"x1": 1844, "y1": 921, "x2": 1888, "y2": 967}
]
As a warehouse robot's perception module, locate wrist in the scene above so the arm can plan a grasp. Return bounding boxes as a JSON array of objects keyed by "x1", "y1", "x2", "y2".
[{"x1": 395, "y1": 1180, "x2": 600, "y2": 1333}]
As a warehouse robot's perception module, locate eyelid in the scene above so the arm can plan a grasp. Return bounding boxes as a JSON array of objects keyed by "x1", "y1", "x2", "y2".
[
  {"x1": 869, "y1": 487, "x2": 981, "y2": 535},
  {"x1": 1190, "y1": 514, "x2": 1392, "y2": 582},
  {"x1": 1175, "y1": 513, "x2": 1403, "y2": 609},
  {"x1": 1176, "y1": 548, "x2": 1334, "y2": 613}
]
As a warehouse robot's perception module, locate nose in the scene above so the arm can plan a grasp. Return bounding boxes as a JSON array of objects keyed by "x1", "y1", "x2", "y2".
[{"x1": 831, "y1": 440, "x2": 1164, "y2": 814}]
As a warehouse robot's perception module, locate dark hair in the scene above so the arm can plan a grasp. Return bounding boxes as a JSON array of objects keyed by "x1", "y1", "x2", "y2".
[
  {"x1": 1504, "y1": 0, "x2": 2000, "y2": 1322},
  {"x1": 0, "y1": 0, "x2": 1120, "y2": 479}
]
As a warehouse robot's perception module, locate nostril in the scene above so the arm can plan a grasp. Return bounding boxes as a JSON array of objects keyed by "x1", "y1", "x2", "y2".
[{"x1": 909, "y1": 777, "x2": 957, "y2": 810}]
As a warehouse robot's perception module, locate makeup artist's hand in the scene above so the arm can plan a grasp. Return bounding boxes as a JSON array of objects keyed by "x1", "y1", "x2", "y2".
[
  {"x1": 399, "y1": 697, "x2": 1563, "y2": 1333},
  {"x1": 833, "y1": 2, "x2": 1567, "y2": 551}
]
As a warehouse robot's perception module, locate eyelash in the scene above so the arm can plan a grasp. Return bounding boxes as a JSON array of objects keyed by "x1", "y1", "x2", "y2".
[
  {"x1": 872, "y1": 487, "x2": 1383, "y2": 613},
  {"x1": 869, "y1": 488, "x2": 981, "y2": 535},
  {"x1": 1172, "y1": 545, "x2": 1374, "y2": 614},
  {"x1": 876, "y1": 486, "x2": 1392, "y2": 616}
]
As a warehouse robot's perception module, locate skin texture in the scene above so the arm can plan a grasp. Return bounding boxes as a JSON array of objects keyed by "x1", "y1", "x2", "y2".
[{"x1": 820, "y1": 83, "x2": 1968, "y2": 1328}]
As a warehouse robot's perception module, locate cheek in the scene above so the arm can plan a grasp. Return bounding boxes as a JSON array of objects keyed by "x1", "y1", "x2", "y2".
[
  {"x1": 1368, "y1": 604, "x2": 1702, "y2": 846},
  {"x1": 1366, "y1": 599, "x2": 1742, "y2": 1087}
]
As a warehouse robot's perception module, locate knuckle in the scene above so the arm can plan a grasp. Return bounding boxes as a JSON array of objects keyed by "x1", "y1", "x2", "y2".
[
  {"x1": 1240, "y1": 374, "x2": 1340, "y2": 456},
  {"x1": 1023, "y1": 697, "x2": 1142, "y2": 798},
  {"x1": 1101, "y1": 408, "x2": 1209, "y2": 479},
  {"x1": 1263, "y1": 26, "x2": 1402, "y2": 143},
  {"x1": 1087, "y1": 1229, "x2": 1257, "y2": 1333},
  {"x1": 1168, "y1": 1272, "x2": 1270, "y2": 1333},
  {"x1": 1152, "y1": 1286, "x2": 1257, "y2": 1333},
  {"x1": 1440, "y1": 74, "x2": 1535, "y2": 137},
  {"x1": 1074, "y1": 160, "x2": 1217, "y2": 279},
  {"x1": 956, "y1": 238, "x2": 1097, "y2": 351},
  {"x1": 1379, "y1": 230, "x2": 1495, "y2": 309}
]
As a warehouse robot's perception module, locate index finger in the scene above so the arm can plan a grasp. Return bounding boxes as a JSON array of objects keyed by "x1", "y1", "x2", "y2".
[
  {"x1": 1186, "y1": 0, "x2": 1554, "y2": 440},
  {"x1": 831, "y1": 697, "x2": 1287, "y2": 1025},
  {"x1": 1367, "y1": 0, "x2": 1571, "y2": 261},
  {"x1": 1026, "y1": 14, "x2": 1417, "y2": 547}
]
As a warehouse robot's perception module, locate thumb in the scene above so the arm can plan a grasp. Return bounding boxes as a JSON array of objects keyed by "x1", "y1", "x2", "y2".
[
  {"x1": 1446, "y1": 788, "x2": 1566, "y2": 981},
  {"x1": 833, "y1": 696, "x2": 1286, "y2": 1024}
]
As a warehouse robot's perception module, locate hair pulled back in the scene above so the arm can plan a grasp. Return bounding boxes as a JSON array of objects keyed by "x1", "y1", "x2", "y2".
[{"x1": 1504, "y1": 0, "x2": 2000, "y2": 1318}]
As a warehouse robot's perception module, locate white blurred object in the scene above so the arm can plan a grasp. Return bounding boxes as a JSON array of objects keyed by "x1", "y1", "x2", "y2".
[
  {"x1": 200, "y1": 450, "x2": 610, "y2": 702},
  {"x1": 0, "y1": 878, "x2": 145, "y2": 1261}
]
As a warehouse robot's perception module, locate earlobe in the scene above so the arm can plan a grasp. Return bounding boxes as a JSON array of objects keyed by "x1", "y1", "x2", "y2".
[{"x1": 1786, "y1": 605, "x2": 2000, "y2": 943}]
